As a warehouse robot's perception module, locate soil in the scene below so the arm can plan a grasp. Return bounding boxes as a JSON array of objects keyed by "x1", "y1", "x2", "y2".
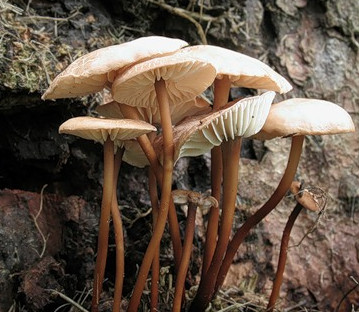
[{"x1": 0, "y1": 0, "x2": 358, "y2": 311}]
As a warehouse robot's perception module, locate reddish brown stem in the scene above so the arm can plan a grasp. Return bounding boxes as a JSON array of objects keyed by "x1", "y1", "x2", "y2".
[
  {"x1": 127, "y1": 79, "x2": 174, "y2": 311},
  {"x1": 214, "y1": 135, "x2": 305, "y2": 294},
  {"x1": 111, "y1": 148, "x2": 125, "y2": 312},
  {"x1": 203, "y1": 77, "x2": 231, "y2": 276},
  {"x1": 92, "y1": 138, "x2": 114, "y2": 312},
  {"x1": 172, "y1": 200, "x2": 198, "y2": 312},
  {"x1": 148, "y1": 168, "x2": 160, "y2": 312},
  {"x1": 121, "y1": 106, "x2": 183, "y2": 270},
  {"x1": 190, "y1": 137, "x2": 242, "y2": 311},
  {"x1": 267, "y1": 203, "x2": 303, "y2": 312}
]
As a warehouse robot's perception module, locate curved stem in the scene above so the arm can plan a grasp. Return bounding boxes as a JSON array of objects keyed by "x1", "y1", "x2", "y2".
[
  {"x1": 127, "y1": 79, "x2": 174, "y2": 311},
  {"x1": 121, "y1": 106, "x2": 183, "y2": 270},
  {"x1": 92, "y1": 138, "x2": 114, "y2": 312},
  {"x1": 173, "y1": 200, "x2": 198, "y2": 312},
  {"x1": 203, "y1": 77, "x2": 231, "y2": 276},
  {"x1": 111, "y1": 148, "x2": 125, "y2": 312},
  {"x1": 148, "y1": 168, "x2": 160, "y2": 312},
  {"x1": 190, "y1": 137, "x2": 242, "y2": 311},
  {"x1": 214, "y1": 135, "x2": 305, "y2": 294},
  {"x1": 267, "y1": 203, "x2": 303, "y2": 312}
]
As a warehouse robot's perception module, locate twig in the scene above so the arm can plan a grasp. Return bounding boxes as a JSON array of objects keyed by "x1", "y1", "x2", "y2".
[
  {"x1": 46, "y1": 289, "x2": 90, "y2": 312},
  {"x1": 0, "y1": 0, "x2": 23, "y2": 14},
  {"x1": 335, "y1": 276, "x2": 359, "y2": 312},
  {"x1": 19, "y1": 10, "x2": 81, "y2": 23},
  {"x1": 147, "y1": 0, "x2": 208, "y2": 44},
  {"x1": 31, "y1": 184, "x2": 49, "y2": 258},
  {"x1": 121, "y1": 206, "x2": 152, "y2": 228}
]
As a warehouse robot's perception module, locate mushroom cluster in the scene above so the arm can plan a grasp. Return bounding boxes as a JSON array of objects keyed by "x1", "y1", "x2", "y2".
[{"x1": 42, "y1": 36, "x2": 355, "y2": 311}]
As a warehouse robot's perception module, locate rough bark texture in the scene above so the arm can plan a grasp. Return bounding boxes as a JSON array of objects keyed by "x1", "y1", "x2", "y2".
[{"x1": 0, "y1": 0, "x2": 358, "y2": 311}]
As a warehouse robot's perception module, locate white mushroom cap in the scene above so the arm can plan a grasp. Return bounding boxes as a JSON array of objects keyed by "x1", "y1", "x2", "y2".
[
  {"x1": 252, "y1": 98, "x2": 355, "y2": 140},
  {"x1": 42, "y1": 36, "x2": 188, "y2": 99},
  {"x1": 181, "y1": 45, "x2": 292, "y2": 94},
  {"x1": 96, "y1": 96, "x2": 211, "y2": 125},
  {"x1": 111, "y1": 52, "x2": 217, "y2": 108},
  {"x1": 154, "y1": 91, "x2": 275, "y2": 162},
  {"x1": 59, "y1": 116, "x2": 157, "y2": 146}
]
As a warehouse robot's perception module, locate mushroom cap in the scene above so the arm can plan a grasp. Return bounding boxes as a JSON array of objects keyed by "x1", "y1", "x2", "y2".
[
  {"x1": 154, "y1": 91, "x2": 275, "y2": 162},
  {"x1": 252, "y1": 98, "x2": 355, "y2": 140},
  {"x1": 290, "y1": 181, "x2": 321, "y2": 212},
  {"x1": 171, "y1": 190, "x2": 218, "y2": 210},
  {"x1": 111, "y1": 52, "x2": 217, "y2": 108},
  {"x1": 181, "y1": 45, "x2": 292, "y2": 94},
  {"x1": 96, "y1": 96, "x2": 211, "y2": 125},
  {"x1": 122, "y1": 140, "x2": 150, "y2": 168},
  {"x1": 42, "y1": 36, "x2": 188, "y2": 100},
  {"x1": 59, "y1": 116, "x2": 157, "y2": 145}
]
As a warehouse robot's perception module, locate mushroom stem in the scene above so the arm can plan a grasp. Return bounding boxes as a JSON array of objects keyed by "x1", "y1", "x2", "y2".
[
  {"x1": 92, "y1": 138, "x2": 115, "y2": 312},
  {"x1": 172, "y1": 198, "x2": 198, "y2": 312},
  {"x1": 121, "y1": 106, "x2": 183, "y2": 270},
  {"x1": 214, "y1": 135, "x2": 304, "y2": 294},
  {"x1": 267, "y1": 202, "x2": 303, "y2": 312},
  {"x1": 203, "y1": 77, "x2": 231, "y2": 276},
  {"x1": 127, "y1": 78, "x2": 175, "y2": 311},
  {"x1": 190, "y1": 137, "x2": 242, "y2": 311},
  {"x1": 148, "y1": 168, "x2": 160, "y2": 312},
  {"x1": 111, "y1": 148, "x2": 125, "y2": 312}
]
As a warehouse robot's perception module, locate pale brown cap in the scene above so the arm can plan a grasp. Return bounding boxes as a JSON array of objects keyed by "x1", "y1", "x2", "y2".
[
  {"x1": 252, "y1": 98, "x2": 355, "y2": 140},
  {"x1": 290, "y1": 181, "x2": 322, "y2": 212},
  {"x1": 171, "y1": 190, "x2": 218, "y2": 210},
  {"x1": 111, "y1": 52, "x2": 216, "y2": 108},
  {"x1": 154, "y1": 91, "x2": 275, "y2": 162},
  {"x1": 42, "y1": 36, "x2": 188, "y2": 100},
  {"x1": 181, "y1": 45, "x2": 292, "y2": 94},
  {"x1": 59, "y1": 116, "x2": 157, "y2": 146},
  {"x1": 96, "y1": 96, "x2": 211, "y2": 125}
]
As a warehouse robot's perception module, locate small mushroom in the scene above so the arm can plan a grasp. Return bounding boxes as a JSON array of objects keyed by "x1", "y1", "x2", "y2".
[
  {"x1": 59, "y1": 116, "x2": 157, "y2": 312},
  {"x1": 171, "y1": 190, "x2": 218, "y2": 312},
  {"x1": 213, "y1": 98, "x2": 355, "y2": 300},
  {"x1": 267, "y1": 181, "x2": 323, "y2": 311}
]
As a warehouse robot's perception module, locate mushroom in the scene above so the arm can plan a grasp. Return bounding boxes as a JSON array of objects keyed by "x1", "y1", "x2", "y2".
[
  {"x1": 171, "y1": 190, "x2": 218, "y2": 312},
  {"x1": 41, "y1": 36, "x2": 188, "y2": 100},
  {"x1": 267, "y1": 181, "x2": 324, "y2": 311},
  {"x1": 111, "y1": 51, "x2": 217, "y2": 311},
  {"x1": 212, "y1": 98, "x2": 355, "y2": 302},
  {"x1": 58, "y1": 116, "x2": 157, "y2": 312},
  {"x1": 180, "y1": 44, "x2": 292, "y2": 279},
  {"x1": 188, "y1": 92, "x2": 276, "y2": 311}
]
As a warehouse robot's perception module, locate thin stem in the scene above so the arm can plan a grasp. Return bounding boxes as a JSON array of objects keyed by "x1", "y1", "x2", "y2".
[
  {"x1": 267, "y1": 203, "x2": 303, "y2": 312},
  {"x1": 111, "y1": 148, "x2": 125, "y2": 312},
  {"x1": 204, "y1": 77, "x2": 231, "y2": 276},
  {"x1": 121, "y1": 106, "x2": 183, "y2": 270},
  {"x1": 127, "y1": 79, "x2": 174, "y2": 311},
  {"x1": 173, "y1": 200, "x2": 198, "y2": 312},
  {"x1": 148, "y1": 168, "x2": 160, "y2": 312},
  {"x1": 201, "y1": 200, "x2": 219, "y2": 276},
  {"x1": 190, "y1": 137, "x2": 242, "y2": 311},
  {"x1": 214, "y1": 135, "x2": 305, "y2": 294},
  {"x1": 92, "y1": 138, "x2": 114, "y2": 312}
]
